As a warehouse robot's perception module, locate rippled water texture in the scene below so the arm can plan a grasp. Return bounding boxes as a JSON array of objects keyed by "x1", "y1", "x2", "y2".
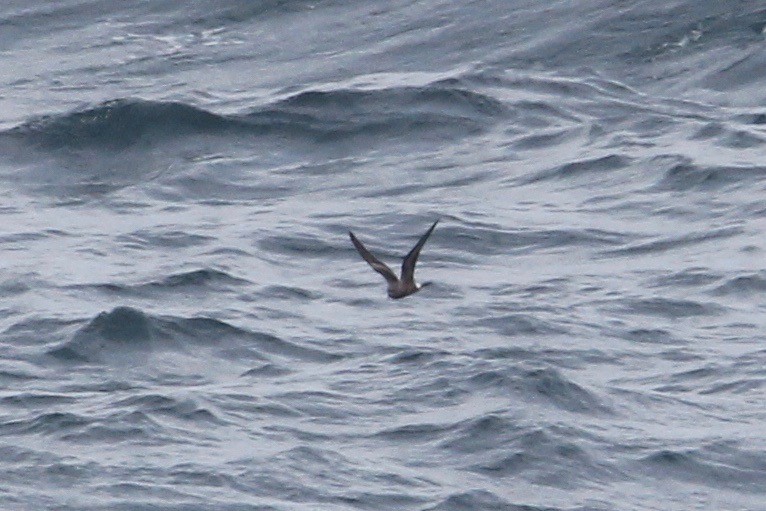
[{"x1": 1, "y1": 1, "x2": 766, "y2": 510}]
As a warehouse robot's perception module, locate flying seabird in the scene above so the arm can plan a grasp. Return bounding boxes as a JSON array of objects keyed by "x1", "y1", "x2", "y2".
[{"x1": 349, "y1": 220, "x2": 438, "y2": 299}]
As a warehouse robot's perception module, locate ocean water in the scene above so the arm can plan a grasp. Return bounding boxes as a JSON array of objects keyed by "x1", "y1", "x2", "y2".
[{"x1": 1, "y1": 1, "x2": 766, "y2": 510}]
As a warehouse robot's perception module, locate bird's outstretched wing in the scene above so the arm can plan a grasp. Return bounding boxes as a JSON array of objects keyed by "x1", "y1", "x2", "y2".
[
  {"x1": 401, "y1": 220, "x2": 438, "y2": 283},
  {"x1": 349, "y1": 231, "x2": 399, "y2": 284}
]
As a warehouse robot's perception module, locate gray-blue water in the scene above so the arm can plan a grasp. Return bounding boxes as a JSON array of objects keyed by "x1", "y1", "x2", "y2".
[{"x1": 2, "y1": 2, "x2": 766, "y2": 510}]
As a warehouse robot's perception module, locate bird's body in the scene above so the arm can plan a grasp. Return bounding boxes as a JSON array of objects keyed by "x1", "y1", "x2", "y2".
[{"x1": 349, "y1": 220, "x2": 438, "y2": 299}]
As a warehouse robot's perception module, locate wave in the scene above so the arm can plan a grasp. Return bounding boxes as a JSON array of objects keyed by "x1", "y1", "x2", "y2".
[
  {"x1": 269, "y1": 83, "x2": 506, "y2": 132},
  {"x1": 48, "y1": 307, "x2": 163, "y2": 363},
  {"x1": 255, "y1": 285, "x2": 321, "y2": 301},
  {"x1": 457, "y1": 366, "x2": 611, "y2": 415},
  {"x1": 425, "y1": 490, "x2": 535, "y2": 511},
  {"x1": 0, "y1": 406, "x2": 181, "y2": 444},
  {"x1": 258, "y1": 232, "x2": 341, "y2": 259},
  {"x1": 8, "y1": 99, "x2": 233, "y2": 150},
  {"x1": 713, "y1": 272, "x2": 766, "y2": 296},
  {"x1": 150, "y1": 268, "x2": 248, "y2": 289},
  {"x1": 0, "y1": 411, "x2": 89, "y2": 437},
  {"x1": 113, "y1": 394, "x2": 224, "y2": 425},
  {"x1": 655, "y1": 159, "x2": 766, "y2": 192},
  {"x1": 602, "y1": 227, "x2": 743, "y2": 257},
  {"x1": 521, "y1": 154, "x2": 631, "y2": 184},
  {"x1": 489, "y1": 0, "x2": 766, "y2": 102},
  {"x1": 475, "y1": 313, "x2": 566, "y2": 337},
  {"x1": 48, "y1": 306, "x2": 339, "y2": 365},
  {"x1": 437, "y1": 414, "x2": 519, "y2": 454},
  {"x1": 438, "y1": 223, "x2": 628, "y2": 258},
  {"x1": 618, "y1": 297, "x2": 723, "y2": 319},
  {"x1": 646, "y1": 268, "x2": 721, "y2": 290},
  {"x1": 465, "y1": 427, "x2": 619, "y2": 490},
  {"x1": 524, "y1": 368, "x2": 612, "y2": 415},
  {"x1": 0, "y1": 392, "x2": 76, "y2": 408},
  {"x1": 65, "y1": 269, "x2": 249, "y2": 300},
  {"x1": 5, "y1": 81, "x2": 506, "y2": 153},
  {"x1": 639, "y1": 444, "x2": 766, "y2": 492}
]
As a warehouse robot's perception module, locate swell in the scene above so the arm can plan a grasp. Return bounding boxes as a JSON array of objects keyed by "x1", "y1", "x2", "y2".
[
  {"x1": 0, "y1": 395, "x2": 224, "y2": 444},
  {"x1": 65, "y1": 268, "x2": 249, "y2": 298},
  {"x1": 637, "y1": 443, "x2": 766, "y2": 492},
  {"x1": 437, "y1": 223, "x2": 629, "y2": 257},
  {"x1": 4, "y1": 82, "x2": 506, "y2": 152},
  {"x1": 713, "y1": 272, "x2": 766, "y2": 297},
  {"x1": 601, "y1": 226, "x2": 743, "y2": 257},
  {"x1": 654, "y1": 158, "x2": 766, "y2": 192},
  {"x1": 6, "y1": 99, "x2": 233, "y2": 151},
  {"x1": 47, "y1": 306, "x2": 339, "y2": 365}
]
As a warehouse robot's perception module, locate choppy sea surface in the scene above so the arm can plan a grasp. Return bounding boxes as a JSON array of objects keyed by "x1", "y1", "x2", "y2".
[{"x1": 2, "y1": 2, "x2": 766, "y2": 510}]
